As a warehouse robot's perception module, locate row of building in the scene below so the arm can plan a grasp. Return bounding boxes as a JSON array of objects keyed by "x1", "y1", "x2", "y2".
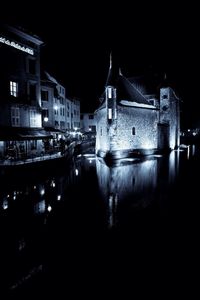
[
  {"x1": 0, "y1": 24, "x2": 180, "y2": 162},
  {"x1": 0, "y1": 24, "x2": 96, "y2": 161}
]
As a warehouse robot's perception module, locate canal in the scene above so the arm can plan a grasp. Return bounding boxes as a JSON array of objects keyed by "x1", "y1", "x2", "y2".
[{"x1": 1, "y1": 145, "x2": 199, "y2": 296}]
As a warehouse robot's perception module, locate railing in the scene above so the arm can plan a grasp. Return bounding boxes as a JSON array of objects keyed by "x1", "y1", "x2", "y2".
[{"x1": 0, "y1": 141, "x2": 78, "y2": 166}]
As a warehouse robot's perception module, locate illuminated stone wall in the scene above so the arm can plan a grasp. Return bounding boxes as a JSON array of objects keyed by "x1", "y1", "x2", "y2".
[
  {"x1": 115, "y1": 106, "x2": 158, "y2": 150},
  {"x1": 96, "y1": 105, "x2": 158, "y2": 154}
]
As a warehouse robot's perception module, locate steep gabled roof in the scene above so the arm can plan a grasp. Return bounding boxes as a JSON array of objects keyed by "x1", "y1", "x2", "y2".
[{"x1": 117, "y1": 75, "x2": 150, "y2": 105}]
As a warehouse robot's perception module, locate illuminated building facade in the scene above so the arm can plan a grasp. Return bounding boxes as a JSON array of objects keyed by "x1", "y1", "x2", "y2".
[
  {"x1": 41, "y1": 71, "x2": 72, "y2": 133},
  {"x1": 41, "y1": 72, "x2": 80, "y2": 134},
  {"x1": 0, "y1": 24, "x2": 50, "y2": 159},
  {"x1": 96, "y1": 57, "x2": 180, "y2": 159}
]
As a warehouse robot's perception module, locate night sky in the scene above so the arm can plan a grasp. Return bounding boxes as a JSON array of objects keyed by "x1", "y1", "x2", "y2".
[{"x1": 2, "y1": 2, "x2": 199, "y2": 128}]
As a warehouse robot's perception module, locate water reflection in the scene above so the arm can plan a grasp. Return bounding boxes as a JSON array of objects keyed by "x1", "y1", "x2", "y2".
[
  {"x1": 0, "y1": 150, "x2": 185, "y2": 292},
  {"x1": 96, "y1": 151, "x2": 181, "y2": 228}
]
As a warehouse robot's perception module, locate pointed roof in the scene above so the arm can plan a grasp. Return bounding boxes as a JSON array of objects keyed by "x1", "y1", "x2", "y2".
[
  {"x1": 105, "y1": 52, "x2": 120, "y2": 86},
  {"x1": 118, "y1": 75, "x2": 150, "y2": 104},
  {"x1": 104, "y1": 53, "x2": 150, "y2": 105}
]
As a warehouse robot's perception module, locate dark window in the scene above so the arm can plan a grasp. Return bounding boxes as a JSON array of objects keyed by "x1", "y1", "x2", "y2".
[
  {"x1": 162, "y1": 105, "x2": 169, "y2": 111},
  {"x1": 28, "y1": 59, "x2": 36, "y2": 74},
  {"x1": 163, "y1": 94, "x2": 168, "y2": 99},
  {"x1": 149, "y1": 100, "x2": 154, "y2": 105},
  {"x1": 80, "y1": 115, "x2": 83, "y2": 120},
  {"x1": 90, "y1": 125, "x2": 96, "y2": 132},
  {"x1": 89, "y1": 114, "x2": 94, "y2": 119},
  {"x1": 42, "y1": 109, "x2": 49, "y2": 118},
  {"x1": 29, "y1": 84, "x2": 36, "y2": 101},
  {"x1": 41, "y1": 90, "x2": 48, "y2": 101},
  {"x1": 132, "y1": 127, "x2": 135, "y2": 135}
]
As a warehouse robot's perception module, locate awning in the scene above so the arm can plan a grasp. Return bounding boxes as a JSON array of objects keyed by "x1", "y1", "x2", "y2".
[{"x1": 0, "y1": 127, "x2": 52, "y2": 141}]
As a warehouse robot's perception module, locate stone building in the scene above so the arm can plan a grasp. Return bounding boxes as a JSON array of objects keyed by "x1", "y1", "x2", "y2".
[{"x1": 95, "y1": 56, "x2": 180, "y2": 159}]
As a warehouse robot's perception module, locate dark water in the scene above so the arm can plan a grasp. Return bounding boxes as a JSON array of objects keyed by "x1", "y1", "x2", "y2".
[{"x1": 1, "y1": 146, "x2": 200, "y2": 297}]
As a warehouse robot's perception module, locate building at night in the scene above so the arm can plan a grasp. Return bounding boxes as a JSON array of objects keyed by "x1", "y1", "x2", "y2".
[
  {"x1": 95, "y1": 56, "x2": 180, "y2": 159},
  {"x1": 41, "y1": 72, "x2": 81, "y2": 146},
  {"x1": 80, "y1": 113, "x2": 97, "y2": 133},
  {"x1": 41, "y1": 71, "x2": 71, "y2": 140},
  {"x1": 0, "y1": 24, "x2": 50, "y2": 160}
]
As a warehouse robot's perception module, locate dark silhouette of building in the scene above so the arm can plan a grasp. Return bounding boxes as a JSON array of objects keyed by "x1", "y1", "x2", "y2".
[{"x1": 0, "y1": 24, "x2": 50, "y2": 159}]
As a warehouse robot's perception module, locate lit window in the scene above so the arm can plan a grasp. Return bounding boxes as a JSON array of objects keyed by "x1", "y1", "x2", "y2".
[
  {"x1": 30, "y1": 109, "x2": 37, "y2": 127},
  {"x1": 11, "y1": 106, "x2": 20, "y2": 126},
  {"x1": 10, "y1": 81, "x2": 18, "y2": 97},
  {"x1": 107, "y1": 87, "x2": 112, "y2": 99},
  {"x1": 108, "y1": 108, "x2": 112, "y2": 120}
]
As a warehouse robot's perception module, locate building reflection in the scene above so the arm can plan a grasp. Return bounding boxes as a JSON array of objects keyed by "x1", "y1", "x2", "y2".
[
  {"x1": 96, "y1": 152, "x2": 180, "y2": 228},
  {"x1": 0, "y1": 150, "x2": 182, "y2": 289}
]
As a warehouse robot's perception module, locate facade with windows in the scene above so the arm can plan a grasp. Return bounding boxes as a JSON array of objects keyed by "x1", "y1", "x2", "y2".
[
  {"x1": 96, "y1": 57, "x2": 180, "y2": 159},
  {"x1": 71, "y1": 98, "x2": 80, "y2": 130},
  {"x1": 80, "y1": 113, "x2": 97, "y2": 133},
  {"x1": 41, "y1": 72, "x2": 80, "y2": 133},
  {"x1": 0, "y1": 24, "x2": 50, "y2": 160}
]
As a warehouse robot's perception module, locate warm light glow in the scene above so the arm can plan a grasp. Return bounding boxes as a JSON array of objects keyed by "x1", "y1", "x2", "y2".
[
  {"x1": 40, "y1": 188, "x2": 45, "y2": 196},
  {"x1": 57, "y1": 195, "x2": 61, "y2": 201},
  {"x1": 3, "y1": 200, "x2": 8, "y2": 210},
  {"x1": 34, "y1": 200, "x2": 45, "y2": 214},
  {"x1": 51, "y1": 181, "x2": 56, "y2": 188},
  {"x1": 75, "y1": 168, "x2": 79, "y2": 176},
  {"x1": 44, "y1": 117, "x2": 48, "y2": 122},
  {"x1": 54, "y1": 105, "x2": 58, "y2": 110},
  {"x1": 47, "y1": 205, "x2": 52, "y2": 212}
]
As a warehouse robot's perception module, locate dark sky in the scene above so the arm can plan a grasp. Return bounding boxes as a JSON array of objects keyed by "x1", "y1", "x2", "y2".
[{"x1": 2, "y1": 2, "x2": 199, "y2": 128}]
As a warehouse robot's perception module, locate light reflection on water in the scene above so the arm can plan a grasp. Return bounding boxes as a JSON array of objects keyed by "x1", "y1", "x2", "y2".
[
  {"x1": 0, "y1": 149, "x2": 190, "y2": 292},
  {"x1": 96, "y1": 151, "x2": 181, "y2": 228}
]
